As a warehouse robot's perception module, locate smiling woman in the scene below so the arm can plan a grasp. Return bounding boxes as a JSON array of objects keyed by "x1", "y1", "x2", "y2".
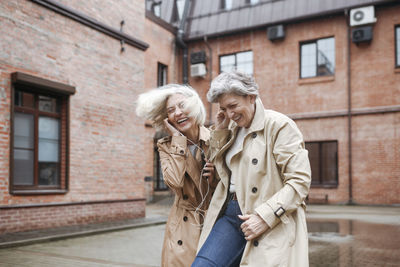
[{"x1": 136, "y1": 84, "x2": 218, "y2": 267}]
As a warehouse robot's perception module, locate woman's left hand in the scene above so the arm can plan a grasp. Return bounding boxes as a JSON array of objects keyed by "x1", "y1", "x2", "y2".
[
  {"x1": 238, "y1": 214, "x2": 269, "y2": 241},
  {"x1": 202, "y1": 161, "x2": 215, "y2": 181}
]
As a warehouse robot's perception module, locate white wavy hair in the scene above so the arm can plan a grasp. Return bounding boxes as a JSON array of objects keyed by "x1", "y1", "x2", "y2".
[
  {"x1": 136, "y1": 84, "x2": 206, "y2": 130},
  {"x1": 207, "y1": 71, "x2": 259, "y2": 103}
]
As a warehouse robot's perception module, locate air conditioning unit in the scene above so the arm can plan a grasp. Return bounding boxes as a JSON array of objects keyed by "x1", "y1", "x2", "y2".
[
  {"x1": 350, "y1": 6, "x2": 377, "y2": 27},
  {"x1": 267, "y1": 25, "x2": 285, "y2": 41},
  {"x1": 352, "y1": 26, "x2": 373, "y2": 43},
  {"x1": 190, "y1": 63, "x2": 206, "y2": 77},
  {"x1": 190, "y1": 51, "x2": 207, "y2": 64}
]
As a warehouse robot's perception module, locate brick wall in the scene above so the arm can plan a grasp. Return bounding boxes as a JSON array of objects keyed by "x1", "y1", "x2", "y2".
[
  {"x1": 187, "y1": 6, "x2": 400, "y2": 205},
  {"x1": 0, "y1": 0, "x2": 149, "y2": 233}
]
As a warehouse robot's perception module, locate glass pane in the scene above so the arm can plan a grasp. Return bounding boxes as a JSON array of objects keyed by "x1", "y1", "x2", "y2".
[
  {"x1": 39, "y1": 95, "x2": 59, "y2": 113},
  {"x1": 306, "y1": 142, "x2": 320, "y2": 185},
  {"x1": 14, "y1": 113, "x2": 34, "y2": 149},
  {"x1": 225, "y1": 0, "x2": 232, "y2": 10},
  {"x1": 176, "y1": 0, "x2": 185, "y2": 20},
  {"x1": 321, "y1": 142, "x2": 337, "y2": 184},
  {"x1": 220, "y1": 55, "x2": 236, "y2": 73},
  {"x1": 38, "y1": 162, "x2": 59, "y2": 185},
  {"x1": 396, "y1": 27, "x2": 400, "y2": 66},
  {"x1": 301, "y1": 43, "x2": 316, "y2": 78},
  {"x1": 317, "y1": 38, "x2": 335, "y2": 76},
  {"x1": 39, "y1": 117, "x2": 59, "y2": 162},
  {"x1": 237, "y1": 51, "x2": 253, "y2": 75},
  {"x1": 13, "y1": 149, "x2": 34, "y2": 185},
  {"x1": 14, "y1": 90, "x2": 34, "y2": 108}
]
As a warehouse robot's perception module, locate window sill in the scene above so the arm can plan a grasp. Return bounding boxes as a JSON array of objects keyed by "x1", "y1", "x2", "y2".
[
  {"x1": 394, "y1": 67, "x2": 400, "y2": 74},
  {"x1": 10, "y1": 189, "x2": 68, "y2": 195},
  {"x1": 310, "y1": 184, "x2": 338, "y2": 189},
  {"x1": 298, "y1": 75, "x2": 335, "y2": 85}
]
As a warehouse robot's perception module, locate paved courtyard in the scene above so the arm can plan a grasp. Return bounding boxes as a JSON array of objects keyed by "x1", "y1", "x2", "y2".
[{"x1": 0, "y1": 204, "x2": 399, "y2": 267}]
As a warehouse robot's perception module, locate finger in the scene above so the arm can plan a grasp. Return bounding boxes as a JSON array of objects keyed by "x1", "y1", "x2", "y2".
[{"x1": 238, "y1": 214, "x2": 250, "y2": 220}]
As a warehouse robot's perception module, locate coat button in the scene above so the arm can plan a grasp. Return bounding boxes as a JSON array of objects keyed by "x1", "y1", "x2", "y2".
[
  {"x1": 180, "y1": 149, "x2": 184, "y2": 155},
  {"x1": 252, "y1": 132, "x2": 257, "y2": 138},
  {"x1": 183, "y1": 216, "x2": 188, "y2": 222},
  {"x1": 183, "y1": 194, "x2": 188, "y2": 200},
  {"x1": 177, "y1": 240, "x2": 183, "y2": 245},
  {"x1": 252, "y1": 158, "x2": 258, "y2": 165},
  {"x1": 252, "y1": 187, "x2": 258, "y2": 193},
  {"x1": 254, "y1": 240, "x2": 259, "y2": 247}
]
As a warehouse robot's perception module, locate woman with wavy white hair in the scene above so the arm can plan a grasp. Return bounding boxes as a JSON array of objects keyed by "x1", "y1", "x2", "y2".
[{"x1": 136, "y1": 84, "x2": 217, "y2": 267}]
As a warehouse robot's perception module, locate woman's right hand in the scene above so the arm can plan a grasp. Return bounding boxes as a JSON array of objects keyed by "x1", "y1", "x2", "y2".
[
  {"x1": 163, "y1": 118, "x2": 181, "y2": 137},
  {"x1": 216, "y1": 109, "x2": 229, "y2": 130}
]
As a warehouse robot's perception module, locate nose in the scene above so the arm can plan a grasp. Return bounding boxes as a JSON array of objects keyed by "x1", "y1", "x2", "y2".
[
  {"x1": 175, "y1": 106, "x2": 183, "y2": 116},
  {"x1": 227, "y1": 109, "x2": 235, "y2": 119}
]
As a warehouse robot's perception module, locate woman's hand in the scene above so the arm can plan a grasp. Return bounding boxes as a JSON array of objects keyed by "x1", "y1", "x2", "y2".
[
  {"x1": 163, "y1": 118, "x2": 181, "y2": 137},
  {"x1": 238, "y1": 214, "x2": 269, "y2": 241},
  {"x1": 216, "y1": 109, "x2": 229, "y2": 130},
  {"x1": 202, "y1": 161, "x2": 215, "y2": 181}
]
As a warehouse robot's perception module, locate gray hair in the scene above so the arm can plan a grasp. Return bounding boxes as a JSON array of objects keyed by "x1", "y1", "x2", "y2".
[
  {"x1": 207, "y1": 71, "x2": 259, "y2": 103},
  {"x1": 136, "y1": 84, "x2": 206, "y2": 130}
]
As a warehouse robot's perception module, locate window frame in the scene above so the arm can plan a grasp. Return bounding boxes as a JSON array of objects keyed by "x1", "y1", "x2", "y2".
[
  {"x1": 157, "y1": 62, "x2": 168, "y2": 87},
  {"x1": 10, "y1": 72, "x2": 75, "y2": 195},
  {"x1": 305, "y1": 140, "x2": 339, "y2": 188},
  {"x1": 299, "y1": 36, "x2": 335, "y2": 79},
  {"x1": 219, "y1": 50, "x2": 253, "y2": 75},
  {"x1": 396, "y1": 25, "x2": 400, "y2": 68}
]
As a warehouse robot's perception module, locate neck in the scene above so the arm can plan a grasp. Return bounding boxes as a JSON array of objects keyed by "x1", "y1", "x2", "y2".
[{"x1": 185, "y1": 125, "x2": 200, "y2": 143}]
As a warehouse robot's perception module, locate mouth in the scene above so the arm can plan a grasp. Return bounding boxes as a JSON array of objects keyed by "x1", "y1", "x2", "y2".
[
  {"x1": 232, "y1": 115, "x2": 241, "y2": 123},
  {"x1": 177, "y1": 118, "x2": 189, "y2": 124}
]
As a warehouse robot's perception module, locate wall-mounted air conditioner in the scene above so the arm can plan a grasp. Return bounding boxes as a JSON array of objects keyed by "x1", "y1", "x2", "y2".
[
  {"x1": 190, "y1": 63, "x2": 206, "y2": 77},
  {"x1": 190, "y1": 51, "x2": 207, "y2": 64},
  {"x1": 350, "y1": 6, "x2": 377, "y2": 27},
  {"x1": 352, "y1": 26, "x2": 373, "y2": 43},
  {"x1": 267, "y1": 25, "x2": 285, "y2": 41}
]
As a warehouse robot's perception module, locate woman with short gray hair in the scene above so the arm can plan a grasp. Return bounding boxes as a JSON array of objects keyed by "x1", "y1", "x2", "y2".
[{"x1": 192, "y1": 72, "x2": 311, "y2": 267}]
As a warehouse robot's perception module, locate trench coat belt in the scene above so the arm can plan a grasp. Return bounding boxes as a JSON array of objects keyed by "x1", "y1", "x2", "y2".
[{"x1": 228, "y1": 192, "x2": 238, "y2": 200}]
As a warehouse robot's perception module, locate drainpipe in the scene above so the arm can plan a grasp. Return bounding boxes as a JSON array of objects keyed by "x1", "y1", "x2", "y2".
[
  {"x1": 203, "y1": 35, "x2": 213, "y2": 124},
  {"x1": 176, "y1": 0, "x2": 190, "y2": 84},
  {"x1": 345, "y1": 9, "x2": 354, "y2": 205}
]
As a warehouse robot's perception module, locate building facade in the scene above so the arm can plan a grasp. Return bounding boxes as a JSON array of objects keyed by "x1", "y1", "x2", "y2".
[
  {"x1": 0, "y1": 0, "x2": 151, "y2": 234},
  {"x1": 146, "y1": 0, "x2": 400, "y2": 205}
]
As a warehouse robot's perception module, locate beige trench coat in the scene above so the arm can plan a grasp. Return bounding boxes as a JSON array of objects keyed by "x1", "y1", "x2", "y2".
[
  {"x1": 157, "y1": 126, "x2": 216, "y2": 267},
  {"x1": 198, "y1": 98, "x2": 311, "y2": 267}
]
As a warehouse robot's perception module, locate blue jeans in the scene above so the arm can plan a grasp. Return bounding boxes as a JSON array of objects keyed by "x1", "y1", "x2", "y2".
[{"x1": 192, "y1": 200, "x2": 246, "y2": 267}]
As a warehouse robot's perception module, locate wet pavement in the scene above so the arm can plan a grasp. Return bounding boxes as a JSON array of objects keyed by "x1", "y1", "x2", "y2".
[{"x1": 0, "y1": 203, "x2": 399, "y2": 267}]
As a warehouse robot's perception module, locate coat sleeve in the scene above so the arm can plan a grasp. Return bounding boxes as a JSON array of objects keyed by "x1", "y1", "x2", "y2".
[
  {"x1": 255, "y1": 119, "x2": 311, "y2": 229},
  {"x1": 157, "y1": 136, "x2": 188, "y2": 191},
  {"x1": 208, "y1": 128, "x2": 231, "y2": 162}
]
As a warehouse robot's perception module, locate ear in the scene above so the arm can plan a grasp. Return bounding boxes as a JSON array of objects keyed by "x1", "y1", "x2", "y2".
[{"x1": 248, "y1": 95, "x2": 256, "y2": 104}]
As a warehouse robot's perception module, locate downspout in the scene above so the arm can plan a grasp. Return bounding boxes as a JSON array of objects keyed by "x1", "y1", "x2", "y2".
[
  {"x1": 345, "y1": 9, "x2": 353, "y2": 205},
  {"x1": 176, "y1": 0, "x2": 190, "y2": 84},
  {"x1": 203, "y1": 36, "x2": 213, "y2": 124}
]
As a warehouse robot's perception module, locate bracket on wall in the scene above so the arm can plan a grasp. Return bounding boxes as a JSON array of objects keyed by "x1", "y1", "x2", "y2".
[{"x1": 120, "y1": 20, "x2": 125, "y2": 53}]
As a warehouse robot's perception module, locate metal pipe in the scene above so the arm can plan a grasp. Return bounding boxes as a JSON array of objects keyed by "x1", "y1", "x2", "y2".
[
  {"x1": 345, "y1": 9, "x2": 354, "y2": 205},
  {"x1": 176, "y1": 0, "x2": 190, "y2": 84},
  {"x1": 203, "y1": 35, "x2": 213, "y2": 124}
]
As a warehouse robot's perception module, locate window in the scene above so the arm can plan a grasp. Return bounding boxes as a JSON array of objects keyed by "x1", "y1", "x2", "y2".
[
  {"x1": 305, "y1": 141, "x2": 338, "y2": 187},
  {"x1": 157, "y1": 63, "x2": 168, "y2": 86},
  {"x1": 396, "y1": 26, "x2": 400, "y2": 67},
  {"x1": 172, "y1": 0, "x2": 185, "y2": 22},
  {"x1": 246, "y1": 0, "x2": 259, "y2": 4},
  {"x1": 147, "y1": 0, "x2": 162, "y2": 17},
  {"x1": 300, "y1": 37, "x2": 335, "y2": 78},
  {"x1": 220, "y1": 51, "x2": 253, "y2": 75},
  {"x1": 220, "y1": 0, "x2": 233, "y2": 10},
  {"x1": 11, "y1": 72, "x2": 75, "y2": 194}
]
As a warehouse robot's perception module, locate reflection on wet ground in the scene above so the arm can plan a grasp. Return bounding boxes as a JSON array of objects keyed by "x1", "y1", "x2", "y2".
[{"x1": 308, "y1": 219, "x2": 400, "y2": 267}]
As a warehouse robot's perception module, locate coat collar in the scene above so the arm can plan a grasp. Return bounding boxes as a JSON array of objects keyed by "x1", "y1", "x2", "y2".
[{"x1": 199, "y1": 125, "x2": 210, "y2": 144}]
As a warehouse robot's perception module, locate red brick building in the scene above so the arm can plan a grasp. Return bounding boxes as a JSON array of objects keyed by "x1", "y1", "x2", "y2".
[
  {"x1": 1, "y1": 0, "x2": 399, "y2": 235},
  {"x1": 0, "y1": 0, "x2": 151, "y2": 234},
  {"x1": 145, "y1": 0, "x2": 400, "y2": 205}
]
